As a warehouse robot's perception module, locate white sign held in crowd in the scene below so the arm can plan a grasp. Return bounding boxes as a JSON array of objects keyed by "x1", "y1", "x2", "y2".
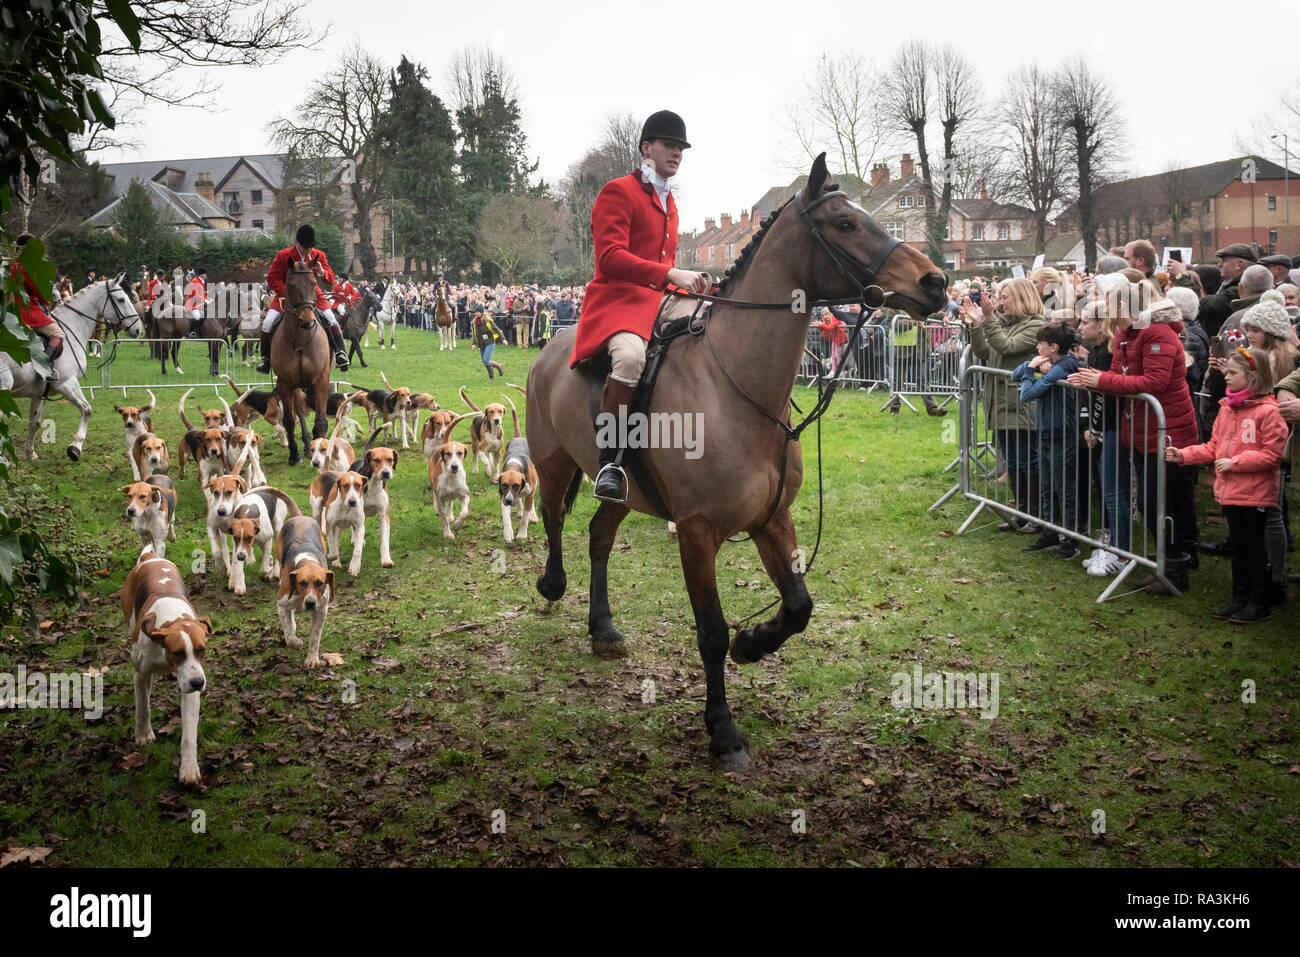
[
  {"x1": 1031, "y1": 254, "x2": 1046, "y2": 270},
  {"x1": 1010, "y1": 264, "x2": 1026, "y2": 280}
]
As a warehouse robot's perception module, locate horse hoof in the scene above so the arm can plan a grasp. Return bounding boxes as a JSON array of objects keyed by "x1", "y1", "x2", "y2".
[
  {"x1": 66, "y1": 446, "x2": 80, "y2": 462},
  {"x1": 590, "y1": 635, "x2": 627, "y2": 659},
  {"x1": 728, "y1": 632, "x2": 758, "y2": 666},
  {"x1": 717, "y1": 749, "x2": 752, "y2": 774},
  {"x1": 536, "y1": 572, "x2": 566, "y2": 601},
  {"x1": 288, "y1": 456, "x2": 302, "y2": 467}
]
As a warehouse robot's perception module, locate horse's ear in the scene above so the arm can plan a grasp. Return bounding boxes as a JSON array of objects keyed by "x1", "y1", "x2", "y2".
[{"x1": 804, "y1": 153, "x2": 829, "y2": 202}]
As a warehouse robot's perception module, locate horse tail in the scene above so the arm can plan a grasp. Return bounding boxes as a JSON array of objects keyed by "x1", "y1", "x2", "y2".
[
  {"x1": 458, "y1": 386, "x2": 479, "y2": 412},
  {"x1": 501, "y1": 394, "x2": 520, "y2": 439},
  {"x1": 562, "y1": 467, "x2": 584, "y2": 516}
]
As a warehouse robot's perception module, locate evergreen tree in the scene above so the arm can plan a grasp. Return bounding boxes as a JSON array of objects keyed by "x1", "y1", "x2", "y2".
[{"x1": 114, "y1": 180, "x2": 172, "y2": 270}]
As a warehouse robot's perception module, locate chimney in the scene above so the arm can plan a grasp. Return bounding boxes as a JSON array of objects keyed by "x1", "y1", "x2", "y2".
[
  {"x1": 194, "y1": 172, "x2": 216, "y2": 205},
  {"x1": 901, "y1": 154, "x2": 914, "y2": 179},
  {"x1": 704, "y1": 217, "x2": 716, "y2": 231},
  {"x1": 720, "y1": 213, "x2": 733, "y2": 230},
  {"x1": 871, "y1": 162, "x2": 890, "y2": 189},
  {"x1": 980, "y1": 184, "x2": 988, "y2": 201},
  {"x1": 740, "y1": 209, "x2": 750, "y2": 228}
]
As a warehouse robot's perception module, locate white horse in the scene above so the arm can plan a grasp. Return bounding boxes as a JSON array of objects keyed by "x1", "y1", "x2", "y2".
[
  {"x1": 376, "y1": 283, "x2": 398, "y2": 350},
  {"x1": 0, "y1": 276, "x2": 142, "y2": 461}
]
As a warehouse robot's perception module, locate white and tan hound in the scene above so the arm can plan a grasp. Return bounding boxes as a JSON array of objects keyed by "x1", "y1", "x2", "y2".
[
  {"x1": 115, "y1": 390, "x2": 157, "y2": 479},
  {"x1": 495, "y1": 397, "x2": 538, "y2": 542},
  {"x1": 275, "y1": 515, "x2": 334, "y2": 668},
  {"x1": 121, "y1": 547, "x2": 212, "y2": 785},
  {"x1": 460, "y1": 386, "x2": 506, "y2": 477},
  {"x1": 131, "y1": 431, "x2": 171, "y2": 482},
  {"x1": 317, "y1": 471, "x2": 369, "y2": 577},
  {"x1": 428, "y1": 441, "x2": 470, "y2": 538},
  {"x1": 178, "y1": 389, "x2": 231, "y2": 490},
  {"x1": 420, "y1": 409, "x2": 474, "y2": 460},
  {"x1": 120, "y1": 475, "x2": 177, "y2": 557}
]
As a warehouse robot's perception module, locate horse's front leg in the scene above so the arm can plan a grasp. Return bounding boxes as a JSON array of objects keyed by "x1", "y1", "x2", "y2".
[
  {"x1": 63, "y1": 384, "x2": 93, "y2": 462},
  {"x1": 311, "y1": 377, "x2": 328, "y2": 439},
  {"x1": 25, "y1": 395, "x2": 45, "y2": 461},
  {"x1": 535, "y1": 457, "x2": 578, "y2": 604},
  {"x1": 730, "y1": 508, "x2": 813, "y2": 665},
  {"x1": 586, "y1": 500, "x2": 631, "y2": 657},
  {"x1": 677, "y1": 515, "x2": 751, "y2": 771}
]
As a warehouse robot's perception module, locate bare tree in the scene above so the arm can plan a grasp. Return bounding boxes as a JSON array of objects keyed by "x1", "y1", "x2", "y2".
[
  {"x1": 269, "y1": 45, "x2": 391, "y2": 276},
  {"x1": 1157, "y1": 162, "x2": 1199, "y2": 246},
  {"x1": 934, "y1": 46, "x2": 982, "y2": 259},
  {"x1": 444, "y1": 46, "x2": 520, "y2": 116},
  {"x1": 557, "y1": 113, "x2": 646, "y2": 278},
  {"x1": 882, "y1": 41, "x2": 940, "y2": 262},
  {"x1": 84, "y1": 0, "x2": 326, "y2": 153},
  {"x1": 602, "y1": 112, "x2": 643, "y2": 176},
  {"x1": 997, "y1": 64, "x2": 1071, "y2": 252},
  {"x1": 783, "y1": 51, "x2": 892, "y2": 186},
  {"x1": 476, "y1": 194, "x2": 559, "y2": 283},
  {"x1": 1054, "y1": 58, "x2": 1124, "y2": 272}
]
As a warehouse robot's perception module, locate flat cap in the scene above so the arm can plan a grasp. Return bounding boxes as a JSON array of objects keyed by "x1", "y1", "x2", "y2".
[
  {"x1": 1215, "y1": 242, "x2": 1257, "y2": 262},
  {"x1": 1258, "y1": 253, "x2": 1291, "y2": 268}
]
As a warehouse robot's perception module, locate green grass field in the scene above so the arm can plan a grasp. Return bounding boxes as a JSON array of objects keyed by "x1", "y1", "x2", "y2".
[{"x1": 0, "y1": 326, "x2": 1295, "y2": 867}]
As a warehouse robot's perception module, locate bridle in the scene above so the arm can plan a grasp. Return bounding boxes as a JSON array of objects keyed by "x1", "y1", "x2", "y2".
[{"x1": 53, "y1": 279, "x2": 139, "y2": 378}]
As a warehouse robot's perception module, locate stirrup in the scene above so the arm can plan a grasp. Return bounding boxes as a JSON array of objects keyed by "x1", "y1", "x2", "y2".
[
  {"x1": 334, "y1": 351, "x2": 350, "y2": 370},
  {"x1": 256, "y1": 357, "x2": 271, "y2": 374},
  {"x1": 593, "y1": 462, "x2": 628, "y2": 503}
]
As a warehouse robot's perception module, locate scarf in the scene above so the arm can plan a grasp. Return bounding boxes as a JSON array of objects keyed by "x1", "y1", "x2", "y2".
[{"x1": 1224, "y1": 386, "x2": 1255, "y2": 408}]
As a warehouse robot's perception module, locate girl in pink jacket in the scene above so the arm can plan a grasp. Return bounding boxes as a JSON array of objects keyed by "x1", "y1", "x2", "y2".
[{"x1": 1167, "y1": 346, "x2": 1287, "y2": 623}]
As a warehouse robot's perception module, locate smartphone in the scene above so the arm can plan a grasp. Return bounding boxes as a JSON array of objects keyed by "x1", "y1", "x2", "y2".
[
  {"x1": 1210, "y1": 336, "x2": 1226, "y2": 359},
  {"x1": 1168, "y1": 250, "x2": 1183, "y2": 264}
]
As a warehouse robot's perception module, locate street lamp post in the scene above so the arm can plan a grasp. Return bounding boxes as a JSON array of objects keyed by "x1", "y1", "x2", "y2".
[{"x1": 1271, "y1": 133, "x2": 1290, "y2": 252}]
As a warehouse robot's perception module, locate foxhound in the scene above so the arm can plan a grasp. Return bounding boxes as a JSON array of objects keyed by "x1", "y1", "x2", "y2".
[
  {"x1": 120, "y1": 475, "x2": 177, "y2": 557},
  {"x1": 382, "y1": 371, "x2": 436, "y2": 447},
  {"x1": 131, "y1": 431, "x2": 171, "y2": 483},
  {"x1": 348, "y1": 384, "x2": 413, "y2": 449},
  {"x1": 224, "y1": 426, "x2": 267, "y2": 488},
  {"x1": 276, "y1": 515, "x2": 334, "y2": 669},
  {"x1": 308, "y1": 436, "x2": 354, "y2": 473},
  {"x1": 420, "y1": 409, "x2": 473, "y2": 460},
  {"x1": 115, "y1": 390, "x2": 157, "y2": 480},
  {"x1": 428, "y1": 441, "x2": 470, "y2": 538},
  {"x1": 121, "y1": 547, "x2": 212, "y2": 785},
  {"x1": 178, "y1": 389, "x2": 231, "y2": 490},
  {"x1": 203, "y1": 473, "x2": 249, "y2": 574},
  {"x1": 227, "y1": 486, "x2": 301, "y2": 595},
  {"x1": 317, "y1": 471, "x2": 369, "y2": 576},
  {"x1": 349, "y1": 442, "x2": 397, "y2": 569},
  {"x1": 495, "y1": 397, "x2": 538, "y2": 542},
  {"x1": 460, "y1": 387, "x2": 506, "y2": 477}
]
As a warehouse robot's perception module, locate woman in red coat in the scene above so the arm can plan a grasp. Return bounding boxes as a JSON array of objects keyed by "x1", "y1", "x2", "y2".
[
  {"x1": 571, "y1": 110, "x2": 709, "y2": 502},
  {"x1": 1070, "y1": 285, "x2": 1201, "y2": 592},
  {"x1": 8, "y1": 234, "x2": 64, "y2": 382}
]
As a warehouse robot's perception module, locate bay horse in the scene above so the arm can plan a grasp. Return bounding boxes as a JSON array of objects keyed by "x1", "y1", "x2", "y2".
[
  {"x1": 341, "y1": 295, "x2": 370, "y2": 368},
  {"x1": 435, "y1": 294, "x2": 455, "y2": 351},
  {"x1": 526, "y1": 154, "x2": 948, "y2": 770},
  {"x1": 0, "y1": 276, "x2": 142, "y2": 461},
  {"x1": 271, "y1": 262, "x2": 333, "y2": 466}
]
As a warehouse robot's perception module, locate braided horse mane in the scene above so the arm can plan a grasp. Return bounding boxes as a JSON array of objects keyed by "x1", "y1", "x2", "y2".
[{"x1": 715, "y1": 179, "x2": 839, "y2": 296}]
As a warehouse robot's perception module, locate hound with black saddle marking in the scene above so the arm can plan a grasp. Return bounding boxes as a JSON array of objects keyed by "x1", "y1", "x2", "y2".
[
  {"x1": 495, "y1": 397, "x2": 538, "y2": 542},
  {"x1": 348, "y1": 384, "x2": 413, "y2": 449},
  {"x1": 178, "y1": 389, "x2": 230, "y2": 490},
  {"x1": 120, "y1": 475, "x2": 177, "y2": 556},
  {"x1": 121, "y1": 547, "x2": 212, "y2": 785},
  {"x1": 227, "y1": 486, "x2": 301, "y2": 595},
  {"x1": 275, "y1": 515, "x2": 335, "y2": 669}
]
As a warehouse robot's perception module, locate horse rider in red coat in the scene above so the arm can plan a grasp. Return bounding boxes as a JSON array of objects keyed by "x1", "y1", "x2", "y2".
[
  {"x1": 571, "y1": 110, "x2": 710, "y2": 502},
  {"x1": 184, "y1": 267, "x2": 210, "y2": 338},
  {"x1": 257, "y1": 223, "x2": 350, "y2": 372},
  {"x1": 9, "y1": 233, "x2": 64, "y2": 382},
  {"x1": 331, "y1": 272, "x2": 360, "y2": 316}
]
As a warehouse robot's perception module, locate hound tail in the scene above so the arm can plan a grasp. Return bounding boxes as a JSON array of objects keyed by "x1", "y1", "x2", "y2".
[
  {"x1": 505, "y1": 382, "x2": 527, "y2": 398},
  {"x1": 178, "y1": 387, "x2": 195, "y2": 432},
  {"x1": 501, "y1": 394, "x2": 520, "y2": 439},
  {"x1": 458, "y1": 386, "x2": 480, "y2": 412}
]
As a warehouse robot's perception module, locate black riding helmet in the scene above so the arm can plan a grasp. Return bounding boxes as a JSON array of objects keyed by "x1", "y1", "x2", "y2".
[
  {"x1": 296, "y1": 224, "x2": 315, "y2": 249},
  {"x1": 640, "y1": 110, "x2": 690, "y2": 150}
]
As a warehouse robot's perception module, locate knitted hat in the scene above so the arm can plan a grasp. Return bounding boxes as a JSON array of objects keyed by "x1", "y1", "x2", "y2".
[
  {"x1": 1241, "y1": 289, "x2": 1293, "y2": 339},
  {"x1": 1139, "y1": 298, "x2": 1182, "y2": 326}
]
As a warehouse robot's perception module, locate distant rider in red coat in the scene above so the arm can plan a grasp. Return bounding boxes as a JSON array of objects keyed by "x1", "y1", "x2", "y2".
[
  {"x1": 257, "y1": 223, "x2": 350, "y2": 372},
  {"x1": 571, "y1": 110, "x2": 709, "y2": 502}
]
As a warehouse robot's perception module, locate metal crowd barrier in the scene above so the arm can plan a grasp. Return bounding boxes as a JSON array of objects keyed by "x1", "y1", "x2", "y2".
[
  {"x1": 85, "y1": 337, "x2": 312, "y2": 398},
  {"x1": 880, "y1": 315, "x2": 966, "y2": 412},
  {"x1": 943, "y1": 362, "x2": 1181, "y2": 602},
  {"x1": 799, "y1": 315, "x2": 890, "y2": 391}
]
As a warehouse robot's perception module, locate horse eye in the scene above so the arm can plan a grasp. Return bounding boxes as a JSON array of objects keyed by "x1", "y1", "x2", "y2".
[{"x1": 835, "y1": 221, "x2": 854, "y2": 233}]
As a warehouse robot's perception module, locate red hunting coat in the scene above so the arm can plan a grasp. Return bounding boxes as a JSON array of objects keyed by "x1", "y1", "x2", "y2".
[
  {"x1": 9, "y1": 262, "x2": 55, "y2": 329},
  {"x1": 184, "y1": 276, "x2": 208, "y2": 312},
  {"x1": 267, "y1": 245, "x2": 335, "y2": 313},
  {"x1": 570, "y1": 169, "x2": 679, "y2": 367},
  {"x1": 330, "y1": 279, "x2": 359, "y2": 312}
]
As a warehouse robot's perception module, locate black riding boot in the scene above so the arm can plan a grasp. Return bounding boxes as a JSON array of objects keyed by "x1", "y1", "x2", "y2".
[
  {"x1": 593, "y1": 378, "x2": 636, "y2": 503},
  {"x1": 187, "y1": 316, "x2": 204, "y2": 339},
  {"x1": 256, "y1": 329, "x2": 273, "y2": 374},
  {"x1": 317, "y1": 317, "x2": 349, "y2": 371}
]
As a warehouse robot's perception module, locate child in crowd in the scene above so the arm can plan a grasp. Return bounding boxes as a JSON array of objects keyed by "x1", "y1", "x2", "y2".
[
  {"x1": 1166, "y1": 346, "x2": 1287, "y2": 623},
  {"x1": 1012, "y1": 323, "x2": 1082, "y2": 559}
]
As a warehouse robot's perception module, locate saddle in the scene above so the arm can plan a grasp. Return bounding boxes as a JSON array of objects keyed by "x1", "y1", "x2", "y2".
[{"x1": 581, "y1": 301, "x2": 712, "y2": 518}]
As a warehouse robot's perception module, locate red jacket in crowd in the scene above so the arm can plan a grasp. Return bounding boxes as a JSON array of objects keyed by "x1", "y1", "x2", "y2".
[
  {"x1": 267, "y1": 245, "x2": 335, "y2": 313},
  {"x1": 146, "y1": 277, "x2": 166, "y2": 306},
  {"x1": 184, "y1": 275, "x2": 208, "y2": 313},
  {"x1": 570, "y1": 169, "x2": 679, "y2": 367},
  {"x1": 1096, "y1": 317, "x2": 1199, "y2": 453},
  {"x1": 812, "y1": 314, "x2": 848, "y2": 347},
  {"x1": 1177, "y1": 394, "x2": 1287, "y2": 507},
  {"x1": 331, "y1": 279, "x2": 359, "y2": 312}
]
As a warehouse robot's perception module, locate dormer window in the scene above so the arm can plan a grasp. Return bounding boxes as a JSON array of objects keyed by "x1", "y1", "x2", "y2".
[{"x1": 898, "y1": 195, "x2": 915, "y2": 208}]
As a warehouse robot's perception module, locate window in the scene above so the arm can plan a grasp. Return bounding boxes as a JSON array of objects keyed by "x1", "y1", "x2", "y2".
[
  {"x1": 898, "y1": 195, "x2": 914, "y2": 208},
  {"x1": 943, "y1": 223, "x2": 951, "y2": 240},
  {"x1": 251, "y1": 189, "x2": 263, "y2": 204},
  {"x1": 1270, "y1": 229, "x2": 1278, "y2": 245},
  {"x1": 973, "y1": 225, "x2": 984, "y2": 240},
  {"x1": 916, "y1": 195, "x2": 925, "y2": 208},
  {"x1": 1268, "y1": 196, "x2": 1277, "y2": 210},
  {"x1": 1203, "y1": 199, "x2": 1211, "y2": 213},
  {"x1": 223, "y1": 191, "x2": 238, "y2": 204},
  {"x1": 252, "y1": 219, "x2": 264, "y2": 229},
  {"x1": 884, "y1": 222, "x2": 904, "y2": 239},
  {"x1": 998, "y1": 224, "x2": 1009, "y2": 240}
]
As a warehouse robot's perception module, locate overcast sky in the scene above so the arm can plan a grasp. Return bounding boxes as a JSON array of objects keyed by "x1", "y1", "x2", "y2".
[{"x1": 100, "y1": 0, "x2": 1295, "y2": 231}]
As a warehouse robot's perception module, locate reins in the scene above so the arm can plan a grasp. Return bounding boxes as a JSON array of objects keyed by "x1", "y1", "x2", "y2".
[{"x1": 657, "y1": 189, "x2": 909, "y2": 630}]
